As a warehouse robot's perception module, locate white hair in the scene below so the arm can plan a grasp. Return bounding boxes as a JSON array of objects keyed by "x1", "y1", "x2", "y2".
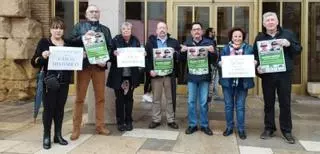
[
  {"x1": 121, "y1": 22, "x2": 133, "y2": 29},
  {"x1": 85, "y1": 4, "x2": 100, "y2": 14},
  {"x1": 263, "y1": 12, "x2": 278, "y2": 23}
]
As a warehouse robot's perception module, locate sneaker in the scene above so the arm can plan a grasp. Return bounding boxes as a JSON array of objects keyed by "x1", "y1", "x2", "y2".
[
  {"x1": 142, "y1": 94, "x2": 153, "y2": 103},
  {"x1": 260, "y1": 130, "x2": 275, "y2": 139},
  {"x1": 283, "y1": 133, "x2": 295, "y2": 144}
]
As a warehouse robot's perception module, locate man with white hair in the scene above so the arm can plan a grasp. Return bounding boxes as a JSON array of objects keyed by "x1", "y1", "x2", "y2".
[
  {"x1": 253, "y1": 12, "x2": 302, "y2": 144},
  {"x1": 69, "y1": 4, "x2": 112, "y2": 140}
]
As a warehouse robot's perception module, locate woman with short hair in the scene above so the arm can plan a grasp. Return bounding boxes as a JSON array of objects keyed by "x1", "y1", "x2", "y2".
[{"x1": 107, "y1": 22, "x2": 141, "y2": 132}]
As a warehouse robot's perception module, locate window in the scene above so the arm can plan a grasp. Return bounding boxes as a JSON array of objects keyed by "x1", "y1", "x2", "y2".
[
  {"x1": 262, "y1": 1, "x2": 302, "y2": 84},
  {"x1": 283, "y1": 2, "x2": 301, "y2": 84},
  {"x1": 126, "y1": 2, "x2": 145, "y2": 43},
  {"x1": 55, "y1": 0, "x2": 74, "y2": 38},
  {"x1": 147, "y1": 2, "x2": 166, "y2": 38}
]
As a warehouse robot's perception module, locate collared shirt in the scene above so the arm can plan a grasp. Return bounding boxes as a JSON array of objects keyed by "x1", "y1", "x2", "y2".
[
  {"x1": 157, "y1": 36, "x2": 168, "y2": 48},
  {"x1": 192, "y1": 37, "x2": 203, "y2": 46}
]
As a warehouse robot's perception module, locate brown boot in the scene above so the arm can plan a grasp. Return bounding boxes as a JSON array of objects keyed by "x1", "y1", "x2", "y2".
[
  {"x1": 70, "y1": 126, "x2": 80, "y2": 140},
  {"x1": 95, "y1": 100, "x2": 109, "y2": 135},
  {"x1": 70, "y1": 103, "x2": 83, "y2": 140},
  {"x1": 96, "y1": 127, "x2": 111, "y2": 135}
]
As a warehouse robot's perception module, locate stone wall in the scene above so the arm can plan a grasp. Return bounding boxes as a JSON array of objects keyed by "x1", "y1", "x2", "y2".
[{"x1": 0, "y1": 0, "x2": 51, "y2": 102}]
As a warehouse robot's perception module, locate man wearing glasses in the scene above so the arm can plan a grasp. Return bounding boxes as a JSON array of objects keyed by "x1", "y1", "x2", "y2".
[
  {"x1": 181, "y1": 22, "x2": 217, "y2": 136},
  {"x1": 69, "y1": 4, "x2": 112, "y2": 140}
]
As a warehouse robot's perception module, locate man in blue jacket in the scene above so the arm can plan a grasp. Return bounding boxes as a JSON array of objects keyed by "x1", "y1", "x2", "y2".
[
  {"x1": 181, "y1": 22, "x2": 217, "y2": 136},
  {"x1": 253, "y1": 12, "x2": 302, "y2": 144}
]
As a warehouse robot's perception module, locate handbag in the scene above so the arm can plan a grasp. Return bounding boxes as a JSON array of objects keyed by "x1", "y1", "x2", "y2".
[{"x1": 44, "y1": 72, "x2": 60, "y2": 91}]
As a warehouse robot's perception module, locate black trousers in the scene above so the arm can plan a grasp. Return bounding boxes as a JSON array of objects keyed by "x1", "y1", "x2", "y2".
[
  {"x1": 43, "y1": 83, "x2": 69, "y2": 134},
  {"x1": 114, "y1": 78, "x2": 134, "y2": 125},
  {"x1": 261, "y1": 72, "x2": 292, "y2": 133},
  {"x1": 144, "y1": 72, "x2": 152, "y2": 93},
  {"x1": 171, "y1": 76, "x2": 177, "y2": 116}
]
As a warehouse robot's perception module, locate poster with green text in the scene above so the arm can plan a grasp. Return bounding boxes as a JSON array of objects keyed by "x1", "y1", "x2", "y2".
[
  {"x1": 257, "y1": 39, "x2": 286, "y2": 73},
  {"x1": 187, "y1": 46, "x2": 209, "y2": 75},
  {"x1": 153, "y1": 47, "x2": 174, "y2": 76},
  {"x1": 82, "y1": 32, "x2": 109, "y2": 64}
]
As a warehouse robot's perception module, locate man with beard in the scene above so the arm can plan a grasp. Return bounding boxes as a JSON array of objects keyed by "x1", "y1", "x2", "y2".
[
  {"x1": 146, "y1": 22, "x2": 180, "y2": 129},
  {"x1": 181, "y1": 22, "x2": 217, "y2": 136}
]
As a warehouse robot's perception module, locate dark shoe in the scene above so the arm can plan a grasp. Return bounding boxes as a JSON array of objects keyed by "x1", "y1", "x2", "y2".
[
  {"x1": 167, "y1": 122, "x2": 179, "y2": 129},
  {"x1": 185, "y1": 126, "x2": 198, "y2": 134},
  {"x1": 200, "y1": 127, "x2": 213, "y2": 136},
  {"x1": 238, "y1": 131, "x2": 247, "y2": 140},
  {"x1": 223, "y1": 128, "x2": 233, "y2": 136},
  {"x1": 149, "y1": 122, "x2": 161, "y2": 129},
  {"x1": 43, "y1": 133, "x2": 51, "y2": 149},
  {"x1": 117, "y1": 124, "x2": 126, "y2": 131},
  {"x1": 283, "y1": 133, "x2": 295, "y2": 144},
  {"x1": 260, "y1": 130, "x2": 275, "y2": 139},
  {"x1": 126, "y1": 122, "x2": 133, "y2": 131},
  {"x1": 54, "y1": 133, "x2": 68, "y2": 145}
]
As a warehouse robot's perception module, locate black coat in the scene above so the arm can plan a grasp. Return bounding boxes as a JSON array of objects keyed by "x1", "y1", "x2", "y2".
[
  {"x1": 68, "y1": 20, "x2": 112, "y2": 70},
  {"x1": 180, "y1": 37, "x2": 217, "y2": 82},
  {"x1": 31, "y1": 38, "x2": 72, "y2": 84},
  {"x1": 253, "y1": 26, "x2": 302, "y2": 78},
  {"x1": 145, "y1": 35, "x2": 181, "y2": 78},
  {"x1": 106, "y1": 35, "x2": 141, "y2": 89}
]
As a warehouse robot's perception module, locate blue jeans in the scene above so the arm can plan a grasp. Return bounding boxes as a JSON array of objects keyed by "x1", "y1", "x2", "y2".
[
  {"x1": 222, "y1": 86, "x2": 248, "y2": 131},
  {"x1": 187, "y1": 81, "x2": 209, "y2": 127}
]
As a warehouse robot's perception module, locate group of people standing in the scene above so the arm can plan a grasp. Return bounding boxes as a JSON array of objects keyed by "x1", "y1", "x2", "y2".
[{"x1": 31, "y1": 4, "x2": 301, "y2": 150}]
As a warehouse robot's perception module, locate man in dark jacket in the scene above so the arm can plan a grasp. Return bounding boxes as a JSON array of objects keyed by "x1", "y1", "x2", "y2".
[
  {"x1": 69, "y1": 4, "x2": 112, "y2": 140},
  {"x1": 253, "y1": 12, "x2": 302, "y2": 144},
  {"x1": 146, "y1": 22, "x2": 180, "y2": 129},
  {"x1": 181, "y1": 22, "x2": 217, "y2": 136}
]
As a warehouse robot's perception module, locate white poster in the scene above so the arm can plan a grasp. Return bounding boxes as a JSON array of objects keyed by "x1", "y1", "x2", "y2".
[
  {"x1": 117, "y1": 47, "x2": 145, "y2": 67},
  {"x1": 48, "y1": 46, "x2": 83, "y2": 70},
  {"x1": 221, "y1": 55, "x2": 255, "y2": 78}
]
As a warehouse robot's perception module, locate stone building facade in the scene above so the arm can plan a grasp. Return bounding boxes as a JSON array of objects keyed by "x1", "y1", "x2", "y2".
[{"x1": 0, "y1": 0, "x2": 51, "y2": 102}]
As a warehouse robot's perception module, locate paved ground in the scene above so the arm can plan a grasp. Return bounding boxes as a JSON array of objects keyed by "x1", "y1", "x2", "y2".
[{"x1": 0, "y1": 94, "x2": 320, "y2": 154}]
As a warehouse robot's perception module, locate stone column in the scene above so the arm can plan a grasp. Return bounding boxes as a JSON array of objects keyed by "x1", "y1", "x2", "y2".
[{"x1": 86, "y1": 0, "x2": 125, "y2": 124}]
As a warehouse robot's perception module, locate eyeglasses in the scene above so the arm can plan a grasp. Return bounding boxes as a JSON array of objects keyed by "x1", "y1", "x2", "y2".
[
  {"x1": 192, "y1": 28, "x2": 201, "y2": 31},
  {"x1": 88, "y1": 10, "x2": 99, "y2": 13}
]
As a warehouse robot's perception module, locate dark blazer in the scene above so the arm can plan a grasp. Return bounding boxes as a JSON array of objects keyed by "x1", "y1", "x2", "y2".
[
  {"x1": 145, "y1": 34, "x2": 181, "y2": 78},
  {"x1": 106, "y1": 34, "x2": 141, "y2": 89},
  {"x1": 218, "y1": 42, "x2": 255, "y2": 89},
  {"x1": 31, "y1": 38, "x2": 72, "y2": 84}
]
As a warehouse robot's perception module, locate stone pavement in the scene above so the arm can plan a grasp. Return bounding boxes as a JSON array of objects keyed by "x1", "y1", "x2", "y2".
[{"x1": 0, "y1": 94, "x2": 320, "y2": 154}]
